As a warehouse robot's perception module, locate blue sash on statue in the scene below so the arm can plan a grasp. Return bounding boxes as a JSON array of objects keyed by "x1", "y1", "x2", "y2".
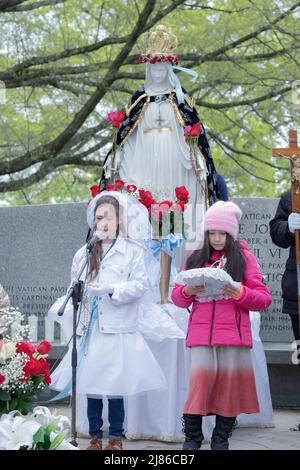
[{"x1": 147, "y1": 233, "x2": 184, "y2": 280}]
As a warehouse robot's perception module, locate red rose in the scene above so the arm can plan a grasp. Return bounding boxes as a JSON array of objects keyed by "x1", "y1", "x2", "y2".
[
  {"x1": 139, "y1": 195, "x2": 156, "y2": 209},
  {"x1": 138, "y1": 190, "x2": 156, "y2": 208},
  {"x1": 173, "y1": 201, "x2": 186, "y2": 212},
  {"x1": 106, "y1": 111, "x2": 126, "y2": 128},
  {"x1": 90, "y1": 185, "x2": 100, "y2": 198},
  {"x1": 150, "y1": 59, "x2": 155, "y2": 64},
  {"x1": 44, "y1": 371, "x2": 51, "y2": 385},
  {"x1": 37, "y1": 340, "x2": 52, "y2": 355},
  {"x1": 106, "y1": 184, "x2": 116, "y2": 191},
  {"x1": 114, "y1": 180, "x2": 125, "y2": 190},
  {"x1": 175, "y1": 186, "x2": 190, "y2": 203},
  {"x1": 16, "y1": 341, "x2": 36, "y2": 356},
  {"x1": 190, "y1": 123, "x2": 202, "y2": 137},
  {"x1": 159, "y1": 200, "x2": 173, "y2": 213},
  {"x1": 0, "y1": 373, "x2": 5, "y2": 385},
  {"x1": 127, "y1": 184, "x2": 137, "y2": 193}
]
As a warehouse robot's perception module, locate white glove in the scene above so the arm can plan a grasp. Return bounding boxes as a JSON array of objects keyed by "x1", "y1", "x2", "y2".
[
  {"x1": 87, "y1": 283, "x2": 114, "y2": 297},
  {"x1": 288, "y1": 213, "x2": 300, "y2": 233}
]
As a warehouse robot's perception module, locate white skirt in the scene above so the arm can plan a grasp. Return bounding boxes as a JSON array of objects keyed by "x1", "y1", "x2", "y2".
[{"x1": 51, "y1": 324, "x2": 167, "y2": 397}]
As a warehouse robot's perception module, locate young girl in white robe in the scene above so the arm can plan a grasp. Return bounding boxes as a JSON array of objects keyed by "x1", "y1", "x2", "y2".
[{"x1": 48, "y1": 191, "x2": 166, "y2": 450}]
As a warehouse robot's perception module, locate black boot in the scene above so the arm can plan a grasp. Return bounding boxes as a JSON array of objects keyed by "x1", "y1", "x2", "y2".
[
  {"x1": 181, "y1": 414, "x2": 204, "y2": 450},
  {"x1": 211, "y1": 415, "x2": 236, "y2": 450}
]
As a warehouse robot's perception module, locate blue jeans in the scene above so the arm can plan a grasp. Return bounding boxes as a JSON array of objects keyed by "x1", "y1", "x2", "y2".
[{"x1": 87, "y1": 397, "x2": 125, "y2": 438}]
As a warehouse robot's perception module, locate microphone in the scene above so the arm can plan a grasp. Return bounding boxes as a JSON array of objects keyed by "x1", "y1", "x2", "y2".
[{"x1": 86, "y1": 230, "x2": 104, "y2": 252}]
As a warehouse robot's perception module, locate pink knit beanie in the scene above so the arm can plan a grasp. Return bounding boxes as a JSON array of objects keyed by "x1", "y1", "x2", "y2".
[{"x1": 203, "y1": 201, "x2": 242, "y2": 240}]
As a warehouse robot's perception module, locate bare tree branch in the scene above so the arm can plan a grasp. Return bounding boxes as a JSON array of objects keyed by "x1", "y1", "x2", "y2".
[
  {"x1": 0, "y1": 0, "x2": 158, "y2": 179},
  {"x1": 0, "y1": 0, "x2": 185, "y2": 81},
  {"x1": 0, "y1": 0, "x2": 66, "y2": 12},
  {"x1": 196, "y1": 85, "x2": 292, "y2": 109}
]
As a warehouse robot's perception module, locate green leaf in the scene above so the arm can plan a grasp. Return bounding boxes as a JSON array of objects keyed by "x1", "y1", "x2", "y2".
[
  {"x1": 0, "y1": 390, "x2": 11, "y2": 400},
  {"x1": 45, "y1": 420, "x2": 58, "y2": 434},
  {"x1": 31, "y1": 375, "x2": 44, "y2": 386},
  {"x1": 49, "y1": 430, "x2": 67, "y2": 450},
  {"x1": 33, "y1": 427, "x2": 46, "y2": 445}
]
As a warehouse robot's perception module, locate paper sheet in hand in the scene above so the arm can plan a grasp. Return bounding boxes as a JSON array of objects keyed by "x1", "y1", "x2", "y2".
[{"x1": 175, "y1": 268, "x2": 241, "y2": 302}]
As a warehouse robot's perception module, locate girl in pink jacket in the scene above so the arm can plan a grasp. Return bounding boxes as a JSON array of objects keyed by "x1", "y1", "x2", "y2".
[{"x1": 171, "y1": 201, "x2": 272, "y2": 450}]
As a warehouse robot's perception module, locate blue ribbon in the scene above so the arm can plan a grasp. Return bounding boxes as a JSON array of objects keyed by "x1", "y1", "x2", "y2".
[
  {"x1": 173, "y1": 66, "x2": 198, "y2": 83},
  {"x1": 147, "y1": 234, "x2": 183, "y2": 281},
  {"x1": 170, "y1": 66, "x2": 198, "y2": 105},
  {"x1": 50, "y1": 297, "x2": 98, "y2": 401}
]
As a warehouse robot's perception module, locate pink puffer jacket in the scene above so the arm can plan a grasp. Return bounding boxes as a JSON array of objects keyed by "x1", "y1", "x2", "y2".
[{"x1": 171, "y1": 241, "x2": 272, "y2": 348}]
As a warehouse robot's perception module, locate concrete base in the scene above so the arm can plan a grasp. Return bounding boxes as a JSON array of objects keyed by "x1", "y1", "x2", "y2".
[{"x1": 267, "y1": 364, "x2": 300, "y2": 408}]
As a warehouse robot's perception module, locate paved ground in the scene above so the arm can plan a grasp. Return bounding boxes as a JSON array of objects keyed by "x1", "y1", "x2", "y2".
[{"x1": 48, "y1": 405, "x2": 300, "y2": 450}]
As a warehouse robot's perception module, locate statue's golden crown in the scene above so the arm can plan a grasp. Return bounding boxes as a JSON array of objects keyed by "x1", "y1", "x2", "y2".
[{"x1": 143, "y1": 24, "x2": 177, "y2": 55}]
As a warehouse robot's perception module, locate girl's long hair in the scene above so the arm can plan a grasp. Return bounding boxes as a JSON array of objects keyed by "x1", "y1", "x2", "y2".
[
  {"x1": 87, "y1": 196, "x2": 123, "y2": 281},
  {"x1": 186, "y1": 232, "x2": 246, "y2": 282}
]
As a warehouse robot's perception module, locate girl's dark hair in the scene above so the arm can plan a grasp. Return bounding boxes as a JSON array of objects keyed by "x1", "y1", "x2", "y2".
[
  {"x1": 87, "y1": 195, "x2": 122, "y2": 281},
  {"x1": 186, "y1": 232, "x2": 246, "y2": 282}
]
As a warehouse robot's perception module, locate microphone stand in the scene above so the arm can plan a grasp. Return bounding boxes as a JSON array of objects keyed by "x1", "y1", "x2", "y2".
[{"x1": 57, "y1": 243, "x2": 95, "y2": 447}]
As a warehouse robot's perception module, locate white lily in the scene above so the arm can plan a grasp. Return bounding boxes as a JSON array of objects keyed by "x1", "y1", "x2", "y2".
[
  {"x1": 32, "y1": 406, "x2": 71, "y2": 432},
  {"x1": 0, "y1": 414, "x2": 40, "y2": 450}
]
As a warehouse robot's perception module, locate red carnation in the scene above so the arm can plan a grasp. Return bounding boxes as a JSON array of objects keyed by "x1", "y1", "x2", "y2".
[
  {"x1": 90, "y1": 185, "x2": 100, "y2": 198},
  {"x1": 175, "y1": 186, "x2": 190, "y2": 203},
  {"x1": 0, "y1": 373, "x2": 5, "y2": 385},
  {"x1": 37, "y1": 340, "x2": 52, "y2": 355}
]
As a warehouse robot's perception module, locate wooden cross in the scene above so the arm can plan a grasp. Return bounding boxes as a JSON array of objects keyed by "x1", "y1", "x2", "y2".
[
  {"x1": 273, "y1": 129, "x2": 300, "y2": 336},
  {"x1": 272, "y1": 129, "x2": 300, "y2": 211}
]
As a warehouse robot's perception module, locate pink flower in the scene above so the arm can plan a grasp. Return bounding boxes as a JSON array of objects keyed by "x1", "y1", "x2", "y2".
[{"x1": 184, "y1": 125, "x2": 192, "y2": 139}]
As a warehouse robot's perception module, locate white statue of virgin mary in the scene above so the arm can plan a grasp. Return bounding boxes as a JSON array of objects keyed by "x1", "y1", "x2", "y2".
[{"x1": 101, "y1": 25, "x2": 219, "y2": 211}]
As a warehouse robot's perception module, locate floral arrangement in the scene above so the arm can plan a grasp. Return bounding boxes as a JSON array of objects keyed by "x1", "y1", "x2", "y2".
[
  {"x1": 0, "y1": 339, "x2": 52, "y2": 414},
  {"x1": 184, "y1": 122, "x2": 203, "y2": 145},
  {"x1": 184, "y1": 122, "x2": 208, "y2": 187},
  {"x1": 138, "y1": 53, "x2": 179, "y2": 66},
  {"x1": 89, "y1": 181, "x2": 190, "y2": 238},
  {"x1": 0, "y1": 406, "x2": 77, "y2": 450}
]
